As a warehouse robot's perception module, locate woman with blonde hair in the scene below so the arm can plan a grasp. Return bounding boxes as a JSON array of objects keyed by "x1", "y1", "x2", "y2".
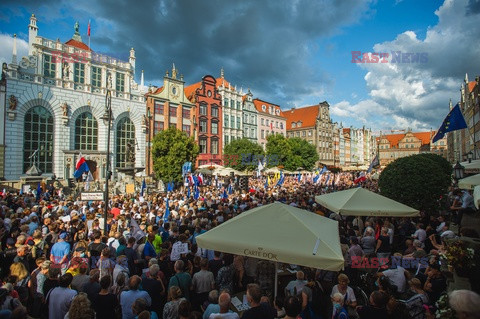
[
  {"x1": 65, "y1": 292, "x2": 95, "y2": 319},
  {"x1": 10, "y1": 262, "x2": 29, "y2": 304},
  {"x1": 163, "y1": 286, "x2": 186, "y2": 319}
]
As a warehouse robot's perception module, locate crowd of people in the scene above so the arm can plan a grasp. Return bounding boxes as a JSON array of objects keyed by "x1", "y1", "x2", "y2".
[{"x1": 0, "y1": 172, "x2": 479, "y2": 319}]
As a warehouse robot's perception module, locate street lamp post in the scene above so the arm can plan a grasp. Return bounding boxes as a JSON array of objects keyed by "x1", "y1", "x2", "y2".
[
  {"x1": 101, "y1": 88, "x2": 112, "y2": 234},
  {"x1": 453, "y1": 161, "x2": 465, "y2": 182},
  {"x1": 147, "y1": 108, "x2": 152, "y2": 176}
]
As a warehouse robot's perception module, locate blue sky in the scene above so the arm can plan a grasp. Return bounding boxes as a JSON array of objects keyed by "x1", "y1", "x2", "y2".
[{"x1": 1, "y1": 0, "x2": 479, "y2": 132}]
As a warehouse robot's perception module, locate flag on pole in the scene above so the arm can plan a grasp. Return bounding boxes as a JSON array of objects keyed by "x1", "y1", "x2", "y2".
[
  {"x1": 198, "y1": 173, "x2": 204, "y2": 185},
  {"x1": 222, "y1": 188, "x2": 228, "y2": 199},
  {"x1": 354, "y1": 172, "x2": 366, "y2": 184},
  {"x1": 194, "y1": 185, "x2": 200, "y2": 200},
  {"x1": 36, "y1": 182, "x2": 42, "y2": 201},
  {"x1": 141, "y1": 179, "x2": 146, "y2": 196},
  {"x1": 432, "y1": 103, "x2": 468, "y2": 143},
  {"x1": 187, "y1": 187, "x2": 191, "y2": 198},
  {"x1": 276, "y1": 172, "x2": 284, "y2": 186},
  {"x1": 88, "y1": 20, "x2": 91, "y2": 36},
  {"x1": 163, "y1": 198, "x2": 170, "y2": 223},
  {"x1": 367, "y1": 155, "x2": 380, "y2": 173},
  {"x1": 228, "y1": 184, "x2": 233, "y2": 195},
  {"x1": 73, "y1": 154, "x2": 90, "y2": 179}
]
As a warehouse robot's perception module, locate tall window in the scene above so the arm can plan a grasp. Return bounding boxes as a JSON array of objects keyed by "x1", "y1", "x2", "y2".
[
  {"x1": 182, "y1": 125, "x2": 191, "y2": 136},
  {"x1": 23, "y1": 106, "x2": 54, "y2": 173},
  {"x1": 231, "y1": 99, "x2": 235, "y2": 109},
  {"x1": 154, "y1": 101, "x2": 164, "y2": 115},
  {"x1": 237, "y1": 101, "x2": 241, "y2": 109},
  {"x1": 237, "y1": 117, "x2": 240, "y2": 129},
  {"x1": 116, "y1": 118, "x2": 135, "y2": 168},
  {"x1": 75, "y1": 112, "x2": 98, "y2": 150},
  {"x1": 225, "y1": 135, "x2": 229, "y2": 145},
  {"x1": 154, "y1": 121, "x2": 164, "y2": 134},
  {"x1": 116, "y1": 73, "x2": 125, "y2": 92},
  {"x1": 91, "y1": 66, "x2": 101, "y2": 87},
  {"x1": 182, "y1": 108, "x2": 190, "y2": 118},
  {"x1": 261, "y1": 130, "x2": 265, "y2": 139},
  {"x1": 211, "y1": 139, "x2": 218, "y2": 154},
  {"x1": 200, "y1": 119, "x2": 207, "y2": 133},
  {"x1": 200, "y1": 103, "x2": 207, "y2": 116},
  {"x1": 230, "y1": 116, "x2": 235, "y2": 128},
  {"x1": 224, "y1": 114, "x2": 229, "y2": 128},
  {"x1": 244, "y1": 114, "x2": 248, "y2": 123},
  {"x1": 224, "y1": 99, "x2": 228, "y2": 107},
  {"x1": 211, "y1": 121, "x2": 218, "y2": 135},
  {"x1": 43, "y1": 55, "x2": 56, "y2": 78},
  {"x1": 199, "y1": 138, "x2": 207, "y2": 153},
  {"x1": 74, "y1": 63, "x2": 85, "y2": 84},
  {"x1": 211, "y1": 106, "x2": 219, "y2": 118},
  {"x1": 261, "y1": 118, "x2": 265, "y2": 126},
  {"x1": 169, "y1": 106, "x2": 177, "y2": 117}
]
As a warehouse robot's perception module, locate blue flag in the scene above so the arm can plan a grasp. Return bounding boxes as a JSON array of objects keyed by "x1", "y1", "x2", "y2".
[
  {"x1": 222, "y1": 189, "x2": 228, "y2": 199},
  {"x1": 319, "y1": 165, "x2": 327, "y2": 175},
  {"x1": 36, "y1": 182, "x2": 42, "y2": 201},
  {"x1": 432, "y1": 103, "x2": 467, "y2": 143},
  {"x1": 194, "y1": 186, "x2": 199, "y2": 200},
  {"x1": 167, "y1": 181, "x2": 174, "y2": 192},
  {"x1": 187, "y1": 187, "x2": 191, "y2": 198},
  {"x1": 141, "y1": 179, "x2": 146, "y2": 196},
  {"x1": 164, "y1": 198, "x2": 170, "y2": 222},
  {"x1": 228, "y1": 184, "x2": 233, "y2": 195},
  {"x1": 276, "y1": 172, "x2": 284, "y2": 186},
  {"x1": 297, "y1": 173, "x2": 301, "y2": 183}
]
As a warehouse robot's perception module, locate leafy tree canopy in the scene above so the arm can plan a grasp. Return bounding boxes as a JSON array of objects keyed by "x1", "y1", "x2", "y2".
[
  {"x1": 151, "y1": 128, "x2": 199, "y2": 182},
  {"x1": 265, "y1": 134, "x2": 291, "y2": 168},
  {"x1": 285, "y1": 137, "x2": 319, "y2": 171},
  {"x1": 223, "y1": 138, "x2": 265, "y2": 171},
  {"x1": 378, "y1": 154, "x2": 451, "y2": 212}
]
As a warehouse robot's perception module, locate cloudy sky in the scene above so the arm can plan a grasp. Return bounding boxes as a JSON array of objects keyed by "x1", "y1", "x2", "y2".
[{"x1": 1, "y1": 0, "x2": 479, "y2": 133}]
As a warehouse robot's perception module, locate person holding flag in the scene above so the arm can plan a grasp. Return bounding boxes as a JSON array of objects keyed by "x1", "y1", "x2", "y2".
[
  {"x1": 141, "y1": 179, "x2": 147, "y2": 196},
  {"x1": 73, "y1": 154, "x2": 90, "y2": 179}
]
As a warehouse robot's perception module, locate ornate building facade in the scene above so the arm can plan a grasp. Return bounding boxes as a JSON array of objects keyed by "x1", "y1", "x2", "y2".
[
  {"x1": 242, "y1": 89, "x2": 258, "y2": 143},
  {"x1": 185, "y1": 75, "x2": 223, "y2": 166},
  {"x1": 217, "y1": 69, "x2": 243, "y2": 146},
  {"x1": 253, "y1": 99, "x2": 286, "y2": 149},
  {"x1": 145, "y1": 65, "x2": 195, "y2": 174},
  {"x1": 2, "y1": 15, "x2": 146, "y2": 180}
]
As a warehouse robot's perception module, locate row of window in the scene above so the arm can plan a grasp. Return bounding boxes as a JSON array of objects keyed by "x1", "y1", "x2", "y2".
[
  {"x1": 287, "y1": 130, "x2": 313, "y2": 138},
  {"x1": 243, "y1": 113, "x2": 257, "y2": 124},
  {"x1": 199, "y1": 138, "x2": 219, "y2": 154},
  {"x1": 43, "y1": 57, "x2": 126, "y2": 92},
  {"x1": 199, "y1": 103, "x2": 219, "y2": 117},
  {"x1": 154, "y1": 102, "x2": 191, "y2": 118},
  {"x1": 23, "y1": 107, "x2": 135, "y2": 173},
  {"x1": 223, "y1": 99, "x2": 242, "y2": 110},
  {"x1": 199, "y1": 119, "x2": 219, "y2": 135},
  {"x1": 224, "y1": 114, "x2": 241, "y2": 129},
  {"x1": 153, "y1": 121, "x2": 191, "y2": 136},
  {"x1": 260, "y1": 118, "x2": 283, "y2": 129}
]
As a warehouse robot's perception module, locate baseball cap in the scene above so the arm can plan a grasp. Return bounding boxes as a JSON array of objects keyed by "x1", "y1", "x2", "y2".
[
  {"x1": 6, "y1": 238, "x2": 14, "y2": 246},
  {"x1": 59, "y1": 232, "x2": 67, "y2": 239}
]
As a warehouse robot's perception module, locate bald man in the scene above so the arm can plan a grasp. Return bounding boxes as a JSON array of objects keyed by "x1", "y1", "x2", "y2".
[{"x1": 208, "y1": 292, "x2": 239, "y2": 319}]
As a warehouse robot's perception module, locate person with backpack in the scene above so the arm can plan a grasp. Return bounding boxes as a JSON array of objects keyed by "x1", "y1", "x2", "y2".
[{"x1": 168, "y1": 260, "x2": 192, "y2": 301}]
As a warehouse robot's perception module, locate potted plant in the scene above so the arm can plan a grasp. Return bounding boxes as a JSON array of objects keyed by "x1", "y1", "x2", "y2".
[
  {"x1": 443, "y1": 240, "x2": 475, "y2": 277},
  {"x1": 433, "y1": 293, "x2": 457, "y2": 319}
]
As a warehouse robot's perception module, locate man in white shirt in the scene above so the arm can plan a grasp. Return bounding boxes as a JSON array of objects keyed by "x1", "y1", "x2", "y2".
[
  {"x1": 209, "y1": 292, "x2": 239, "y2": 318},
  {"x1": 378, "y1": 254, "x2": 408, "y2": 294},
  {"x1": 412, "y1": 223, "x2": 427, "y2": 243}
]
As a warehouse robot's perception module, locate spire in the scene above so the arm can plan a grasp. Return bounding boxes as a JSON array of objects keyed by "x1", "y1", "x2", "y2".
[
  {"x1": 129, "y1": 48, "x2": 136, "y2": 74},
  {"x1": 449, "y1": 99, "x2": 453, "y2": 110},
  {"x1": 172, "y1": 63, "x2": 177, "y2": 79},
  {"x1": 465, "y1": 73, "x2": 469, "y2": 83},
  {"x1": 72, "y1": 21, "x2": 82, "y2": 42},
  {"x1": 28, "y1": 14, "x2": 38, "y2": 56},
  {"x1": 220, "y1": 67, "x2": 224, "y2": 78},
  {"x1": 12, "y1": 34, "x2": 17, "y2": 64},
  {"x1": 140, "y1": 70, "x2": 144, "y2": 93}
]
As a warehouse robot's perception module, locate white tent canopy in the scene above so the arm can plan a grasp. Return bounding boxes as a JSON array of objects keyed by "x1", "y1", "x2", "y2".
[
  {"x1": 315, "y1": 187, "x2": 419, "y2": 217},
  {"x1": 196, "y1": 202, "x2": 344, "y2": 271},
  {"x1": 458, "y1": 174, "x2": 480, "y2": 190}
]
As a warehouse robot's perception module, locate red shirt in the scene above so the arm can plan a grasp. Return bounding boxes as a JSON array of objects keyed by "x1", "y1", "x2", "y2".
[{"x1": 111, "y1": 207, "x2": 121, "y2": 219}]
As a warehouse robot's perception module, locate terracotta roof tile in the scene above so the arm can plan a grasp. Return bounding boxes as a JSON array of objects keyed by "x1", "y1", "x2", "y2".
[
  {"x1": 380, "y1": 131, "x2": 435, "y2": 148},
  {"x1": 215, "y1": 77, "x2": 233, "y2": 91},
  {"x1": 253, "y1": 99, "x2": 285, "y2": 118},
  {"x1": 284, "y1": 105, "x2": 319, "y2": 130},
  {"x1": 65, "y1": 39, "x2": 91, "y2": 51},
  {"x1": 468, "y1": 80, "x2": 477, "y2": 93},
  {"x1": 184, "y1": 81, "x2": 202, "y2": 101}
]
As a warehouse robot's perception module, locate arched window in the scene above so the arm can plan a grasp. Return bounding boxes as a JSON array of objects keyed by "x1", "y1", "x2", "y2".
[
  {"x1": 116, "y1": 117, "x2": 135, "y2": 168},
  {"x1": 23, "y1": 106, "x2": 54, "y2": 173},
  {"x1": 75, "y1": 112, "x2": 98, "y2": 150}
]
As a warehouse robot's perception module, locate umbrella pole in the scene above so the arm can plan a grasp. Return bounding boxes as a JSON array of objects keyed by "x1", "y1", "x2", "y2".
[{"x1": 274, "y1": 262, "x2": 278, "y2": 299}]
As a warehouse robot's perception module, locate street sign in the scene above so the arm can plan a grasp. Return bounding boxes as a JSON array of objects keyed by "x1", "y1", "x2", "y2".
[{"x1": 80, "y1": 192, "x2": 104, "y2": 201}]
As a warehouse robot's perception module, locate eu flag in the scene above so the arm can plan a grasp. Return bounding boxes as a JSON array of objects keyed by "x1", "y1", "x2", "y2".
[{"x1": 432, "y1": 103, "x2": 467, "y2": 143}]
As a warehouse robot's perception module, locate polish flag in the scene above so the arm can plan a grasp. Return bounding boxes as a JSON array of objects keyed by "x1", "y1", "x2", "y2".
[{"x1": 88, "y1": 20, "x2": 91, "y2": 37}]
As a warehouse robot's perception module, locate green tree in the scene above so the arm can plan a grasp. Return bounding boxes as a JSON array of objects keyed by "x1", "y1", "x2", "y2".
[
  {"x1": 378, "y1": 154, "x2": 452, "y2": 212},
  {"x1": 265, "y1": 134, "x2": 291, "y2": 167},
  {"x1": 223, "y1": 138, "x2": 264, "y2": 171},
  {"x1": 151, "y1": 128, "x2": 199, "y2": 182},
  {"x1": 285, "y1": 137, "x2": 319, "y2": 171}
]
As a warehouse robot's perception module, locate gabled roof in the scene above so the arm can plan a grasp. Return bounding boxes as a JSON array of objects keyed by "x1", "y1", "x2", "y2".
[
  {"x1": 468, "y1": 80, "x2": 477, "y2": 93},
  {"x1": 284, "y1": 105, "x2": 319, "y2": 130},
  {"x1": 253, "y1": 99, "x2": 285, "y2": 118},
  {"x1": 184, "y1": 81, "x2": 202, "y2": 102},
  {"x1": 65, "y1": 39, "x2": 91, "y2": 51},
  {"x1": 215, "y1": 77, "x2": 233, "y2": 91},
  {"x1": 379, "y1": 131, "x2": 436, "y2": 148}
]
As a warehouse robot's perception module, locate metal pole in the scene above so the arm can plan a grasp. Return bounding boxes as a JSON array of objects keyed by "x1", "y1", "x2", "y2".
[
  {"x1": 104, "y1": 91, "x2": 111, "y2": 234},
  {"x1": 147, "y1": 111, "x2": 151, "y2": 176}
]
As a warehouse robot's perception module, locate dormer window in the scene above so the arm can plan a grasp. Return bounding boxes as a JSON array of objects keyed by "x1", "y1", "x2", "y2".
[
  {"x1": 262, "y1": 104, "x2": 266, "y2": 111},
  {"x1": 292, "y1": 123, "x2": 296, "y2": 128},
  {"x1": 298, "y1": 121, "x2": 302, "y2": 128}
]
